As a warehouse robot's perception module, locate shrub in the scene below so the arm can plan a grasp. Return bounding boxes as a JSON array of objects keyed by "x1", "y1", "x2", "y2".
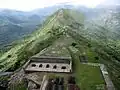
[
  {"x1": 7, "y1": 55, "x2": 12, "y2": 58},
  {"x1": 88, "y1": 43, "x2": 92, "y2": 48},
  {"x1": 94, "y1": 56, "x2": 99, "y2": 60},
  {"x1": 71, "y1": 43, "x2": 77, "y2": 47}
]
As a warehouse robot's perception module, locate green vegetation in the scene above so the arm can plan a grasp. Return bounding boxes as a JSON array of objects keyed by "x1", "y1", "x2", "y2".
[
  {"x1": 35, "y1": 35, "x2": 73, "y2": 57},
  {"x1": 9, "y1": 80, "x2": 27, "y2": 90},
  {"x1": 75, "y1": 64, "x2": 105, "y2": 90},
  {"x1": 0, "y1": 10, "x2": 44, "y2": 50},
  {"x1": 0, "y1": 9, "x2": 120, "y2": 89},
  {"x1": 86, "y1": 48, "x2": 99, "y2": 63},
  {"x1": 68, "y1": 46, "x2": 105, "y2": 90},
  {"x1": 0, "y1": 75, "x2": 10, "y2": 81}
]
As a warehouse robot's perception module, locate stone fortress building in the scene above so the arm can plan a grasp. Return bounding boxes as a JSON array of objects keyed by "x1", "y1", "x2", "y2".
[{"x1": 23, "y1": 56, "x2": 72, "y2": 73}]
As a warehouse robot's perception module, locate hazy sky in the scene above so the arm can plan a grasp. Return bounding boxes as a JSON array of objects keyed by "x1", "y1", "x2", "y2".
[{"x1": 0, "y1": 0, "x2": 119, "y2": 11}]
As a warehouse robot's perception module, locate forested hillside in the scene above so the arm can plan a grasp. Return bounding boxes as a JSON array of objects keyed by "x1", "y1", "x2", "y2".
[
  {"x1": 0, "y1": 9, "x2": 46, "y2": 51},
  {"x1": 0, "y1": 7, "x2": 120, "y2": 89}
]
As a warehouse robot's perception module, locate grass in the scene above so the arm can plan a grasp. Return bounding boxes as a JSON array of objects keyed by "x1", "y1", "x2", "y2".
[
  {"x1": 0, "y1": 9, "x2": 108, "y2": 90},
  {"x1": 75, "y1": 64, "x2": 105, "y2": 90},
  {"x1": 34, "y1": 32, "x2": 105, "y2": 90},
  {"x1": 35, "y1": 35, "x2": 74, "y2": 57},
  {"x1": 0, "y1": 52, "x2": 2, "y2": 57},
  {"x1": 0, "y1": 15, "x2": 64, "y2": 71},
  {"x1": 71, "y1": 43, "x2": 99, "y2": 63},
  {"x1": 15, "y1": 85, "x2": 26, "y2": 90},
  {"x1": 86, "y1": 48, "x2": 99, "y2": 63},
  {"x1": 0, "y1": 8, "x2": 84, "y2": 72},
  {"x1": 0, "y1": 75, "x2": 10, "y2": 81},
  {"x1": 38, "y1": 40, "x2": 106, "y2": 90},
  {"x1": 10, "y1": 81, "x2": 27, "y2": 90},
  {"x1": 69, "y1": 46, "x2": 105, "y2": 90}
]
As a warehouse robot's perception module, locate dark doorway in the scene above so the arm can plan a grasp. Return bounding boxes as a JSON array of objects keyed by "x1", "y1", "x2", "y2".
[
  {"x1": 46, "y1": 64, "x2": 50, "y2": 68},
  {"x1": 61, "y1": 66, "x2": 66, "y2": 69},
  {"x1": 39, "y1": 64, "x2": 43, "y2": 67},
  {"x1": 53, "y1": 65, "x2": 57, "y2": 69},
  {"x1": 31, "y1": 64, "x2": 36, "y2": 67}
]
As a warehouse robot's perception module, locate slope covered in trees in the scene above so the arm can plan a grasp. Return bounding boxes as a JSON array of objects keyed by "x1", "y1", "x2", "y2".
[{"x1": 0, "y1": 9, "x2": 120, "y2": 89}]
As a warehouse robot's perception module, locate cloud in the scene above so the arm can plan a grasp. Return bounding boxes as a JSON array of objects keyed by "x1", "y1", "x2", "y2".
[
  {"x1": 101, "y1": 0, "x2": 120, "y2": 5},
  {"x1": 0, "y1": 0, "x2": 71, "y2": 10},
  {"x1": 0, "y1": 0, "x2": 119, "y2": 11}
]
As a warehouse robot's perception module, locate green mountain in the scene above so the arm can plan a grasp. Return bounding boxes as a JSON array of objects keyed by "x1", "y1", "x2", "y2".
[
  {"x1": 0, "y1": 9, "x2": 84, "y2": 71},
  {"x1": 0, "y1": 9, "x2": 120, "y2": 90},
  {"x1": 0, "y1": 10, "x2": 46, "y2": 50}
]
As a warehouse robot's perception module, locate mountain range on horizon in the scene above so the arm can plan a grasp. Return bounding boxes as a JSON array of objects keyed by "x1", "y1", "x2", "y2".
[
  {"x1": 0, "y1": 4, "x2": 120, "y2": 90},
  {"x1": 0, "y1": 3, "x2": 120, "y2": 52}
]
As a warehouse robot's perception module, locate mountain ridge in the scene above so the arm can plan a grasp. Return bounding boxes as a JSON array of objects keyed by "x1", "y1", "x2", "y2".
[{"x1": 0, "y1": 8, "x2": 120, "y2": 89}]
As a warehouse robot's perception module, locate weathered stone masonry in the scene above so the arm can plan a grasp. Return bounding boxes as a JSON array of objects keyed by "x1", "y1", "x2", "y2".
[{"x1": 23, "y1": 56, "x2": 72, "y2": 73}]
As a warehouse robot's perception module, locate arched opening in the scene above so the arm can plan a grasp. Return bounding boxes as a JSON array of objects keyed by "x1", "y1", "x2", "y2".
[
  {"x1": 39, "y1": 64, "x2": 43, "y2": 67},
  {"x1": 53, "y1": 65, "x2": 57, "y2": 69},
  {"x1": 31, "y1": 64, "x2": 36, "y2": 67},
  {"x1": 46, "y1": 64, "x2": 50, "y2": 68},
  {"x1": 61, "y1": 66, "x2": 66, "y2": 69}
]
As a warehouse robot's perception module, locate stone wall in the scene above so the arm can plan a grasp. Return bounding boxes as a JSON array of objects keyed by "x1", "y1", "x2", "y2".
[{"x1": 24, "y1": 56, "x2": 72, "y2": 73}]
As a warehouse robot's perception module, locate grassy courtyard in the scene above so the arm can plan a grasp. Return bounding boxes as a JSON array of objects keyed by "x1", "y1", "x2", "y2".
[{"x1": 69, "y1": 46, "x2": 105, "y2": 90}]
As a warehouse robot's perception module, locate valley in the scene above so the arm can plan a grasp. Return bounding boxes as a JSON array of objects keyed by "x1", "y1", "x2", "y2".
[{"x1": 0, "y1": 7, "x2": 120, "y2": 90}]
